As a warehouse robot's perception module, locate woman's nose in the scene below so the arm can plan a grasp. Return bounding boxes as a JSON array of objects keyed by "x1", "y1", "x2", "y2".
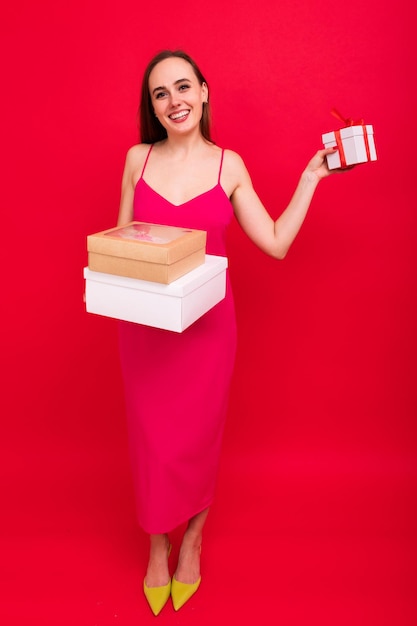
[{"x1": 169, "y1": 92, "x2": 181, "y2": 107}]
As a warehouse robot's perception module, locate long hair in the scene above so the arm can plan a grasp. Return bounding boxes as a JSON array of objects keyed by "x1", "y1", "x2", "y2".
[{"x1": 138, "y1": 50, "x2": 212, "y2": 144}]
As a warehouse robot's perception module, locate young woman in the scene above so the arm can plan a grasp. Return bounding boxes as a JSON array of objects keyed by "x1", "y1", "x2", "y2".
[{"x1": 117, "y1": 49, "x2": 339, "y2": 615}]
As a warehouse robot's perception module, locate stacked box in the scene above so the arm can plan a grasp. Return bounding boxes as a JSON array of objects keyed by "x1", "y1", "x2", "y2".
[
  {"x1": 87, "y1": 221, "x2": 207, "y2": 284},
  {"x1": 84, "y1": 255, "x2": 228, "y2": 333}
]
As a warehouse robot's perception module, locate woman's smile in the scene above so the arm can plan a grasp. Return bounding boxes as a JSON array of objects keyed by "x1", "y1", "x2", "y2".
[{"x1": 169, "y1": 110, "x2": 190, "y2": 122}]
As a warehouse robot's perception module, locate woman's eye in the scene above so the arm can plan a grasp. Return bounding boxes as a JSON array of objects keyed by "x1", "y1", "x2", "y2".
[
  {"x1": 179, "y1": 84, "x2": 190, "y2": 91},
  {"x1": 155, "y1": 92, "x2": 167, "y2": 99}
]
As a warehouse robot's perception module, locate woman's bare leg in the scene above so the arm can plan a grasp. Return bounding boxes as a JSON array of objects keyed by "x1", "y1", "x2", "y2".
[
  {"x1": 145, "y1": 533, "x2": 171, "y2": 587},
  {"x1": 175, "y1": 507, "x2": 209, "y2": 584}
]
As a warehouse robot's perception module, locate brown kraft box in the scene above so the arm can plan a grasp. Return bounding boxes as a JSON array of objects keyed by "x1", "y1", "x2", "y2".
[{"x1": 87, "y1": 221, "x2": 207, "y2": 284}]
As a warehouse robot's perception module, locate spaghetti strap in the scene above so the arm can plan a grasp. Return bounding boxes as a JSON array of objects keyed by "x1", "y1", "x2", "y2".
[
  {"x1": 140, "y1": 144, "x2": 154, "y2": 178},
  {"x1": 218, "y1": 148, "x2": 225, "y2": 183}
]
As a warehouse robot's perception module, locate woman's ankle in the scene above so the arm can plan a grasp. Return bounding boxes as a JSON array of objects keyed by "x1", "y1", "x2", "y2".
[{"x1": 149, "y1": 533, "x2": 170, "y2": 554}]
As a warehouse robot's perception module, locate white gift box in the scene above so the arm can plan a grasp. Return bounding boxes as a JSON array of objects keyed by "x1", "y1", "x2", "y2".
[
  {"x1": 322, "y1": 124, "x2": 377, "y2": 169},
  {"x1": 84, "y1": 254, "x2": 228, "y2": 333}
]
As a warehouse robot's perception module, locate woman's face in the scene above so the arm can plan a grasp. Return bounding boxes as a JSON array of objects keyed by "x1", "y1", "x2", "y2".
[{"x1": 148, "y1": 57, "x2": 208, "y2": 136}]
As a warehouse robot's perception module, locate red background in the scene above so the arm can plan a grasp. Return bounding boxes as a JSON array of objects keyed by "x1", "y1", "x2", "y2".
[{"x1": 2, "y1": 1, "x2": 416, "y2": 624}]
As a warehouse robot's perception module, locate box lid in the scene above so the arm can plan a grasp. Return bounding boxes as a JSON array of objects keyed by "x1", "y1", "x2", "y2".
[
  {"x1": 322, "y1": 124, "x2": 374, "y2": 143},
  {"x1": 84, "y1": 254, "x2": 228, "y2": 297},
  {"x1": 87, "y1": 222, "x2": 206, "y2": 264},
  {"x1": 340, "y1": 124, "x2": 373, "y2": 139}
]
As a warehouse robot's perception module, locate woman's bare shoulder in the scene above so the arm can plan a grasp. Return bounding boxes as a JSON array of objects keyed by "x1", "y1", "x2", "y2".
[
  {"x1": 223, "y1": 148, "x2": 245, "y2": 162},
  {"x1": 223, "y1": 148, "x2": 250, "y2": 176},
  {"x1": 222, "y1": 148, "x2": 252, "y2": 187},
  {"x1": 125, "y1": 143, "x2": 151, "y2": 167},
  {"x1": 122, "y1": 143, "x2": 153, "y2": 186}
]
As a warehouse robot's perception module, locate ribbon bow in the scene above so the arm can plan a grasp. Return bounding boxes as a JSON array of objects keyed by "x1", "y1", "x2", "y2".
[
  {"x1": 330, "y1": 108, "x2": 370, "y2": 168},
  {"x1": 331, "y1": 108, "x2": 365, "y2": 127}
]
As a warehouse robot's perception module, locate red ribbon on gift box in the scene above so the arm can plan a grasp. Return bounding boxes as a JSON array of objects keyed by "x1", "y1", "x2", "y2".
[{"x1": 331, "y1": 108, "x2": 371, "y2": 168}]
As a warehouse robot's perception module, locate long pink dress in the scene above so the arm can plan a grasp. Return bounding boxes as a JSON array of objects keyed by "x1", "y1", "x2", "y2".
[{"x1": 118, "y1": 145, "x2": 237, "y2": 534}]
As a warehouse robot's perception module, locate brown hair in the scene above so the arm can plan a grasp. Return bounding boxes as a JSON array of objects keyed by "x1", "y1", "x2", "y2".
[{"x1": 138, "y1": 50, "x2": 212, "y2": 144}]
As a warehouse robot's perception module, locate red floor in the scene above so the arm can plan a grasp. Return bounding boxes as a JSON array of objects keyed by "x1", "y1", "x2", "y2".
[{"x1": 2, "y1": 427, "x2": 416, "y2": 626}]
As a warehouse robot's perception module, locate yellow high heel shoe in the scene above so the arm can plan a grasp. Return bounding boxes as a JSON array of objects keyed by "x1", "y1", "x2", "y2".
[
  {"x1": 143, "y1": 545, "x2": 172, "y2": 616},
  {"x1": 171, "y1": 545, "x2": 202, "y2": 611},
  {"x1": 171, "y1": 575, "x2": 201, "y2": 611}
]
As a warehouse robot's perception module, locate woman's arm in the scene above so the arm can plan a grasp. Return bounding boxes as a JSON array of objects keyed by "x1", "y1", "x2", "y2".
[
  {"x1": 117, "y1": 145, "x2": 149, "y2": 227},
  {"x1": 228, "y1": 147, "x2": 338, "y2": 259}
]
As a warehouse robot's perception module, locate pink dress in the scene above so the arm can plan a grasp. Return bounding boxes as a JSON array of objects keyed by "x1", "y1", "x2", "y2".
[{"x1": 118, "y1": 145, "x2": 237, "y2": 534}]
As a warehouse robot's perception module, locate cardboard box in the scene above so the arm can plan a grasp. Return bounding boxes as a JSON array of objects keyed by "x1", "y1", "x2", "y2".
[
  {"x1": 322, "y1": 124, "x2": 377, "y2": 169},
  {"x1": 84, "y1": 254, "x2": 228, "y2": 333},
  {"x1": 87, "y1": 222, "x2": 207, "y2": 284}
]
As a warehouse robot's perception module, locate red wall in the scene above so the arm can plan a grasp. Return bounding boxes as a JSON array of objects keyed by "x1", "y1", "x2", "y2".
[{"x1": 2, "y1": 0, "x2": 416, "y2": 516}]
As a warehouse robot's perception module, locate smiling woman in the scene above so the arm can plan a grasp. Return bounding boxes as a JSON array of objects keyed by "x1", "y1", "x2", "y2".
[{"x1": 116, "y1": 48, "x2": 341, "y2": 616}]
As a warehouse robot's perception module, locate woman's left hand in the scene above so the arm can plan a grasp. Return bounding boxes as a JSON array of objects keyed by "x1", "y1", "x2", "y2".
[{"x1": 304, "y1": 147, "x2": 342, "y2": 181}]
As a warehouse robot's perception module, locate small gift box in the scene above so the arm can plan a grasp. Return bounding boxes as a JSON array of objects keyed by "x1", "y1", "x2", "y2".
[
  {"x1": 87, "y1": 221, "x2": 207, "y2": 284},
  {"x1": 84, "y1": 255, "x2": 228, "y2": 333},
  {"x1": 322, "y1": 109, "x2": 377, "y2": 170}
]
